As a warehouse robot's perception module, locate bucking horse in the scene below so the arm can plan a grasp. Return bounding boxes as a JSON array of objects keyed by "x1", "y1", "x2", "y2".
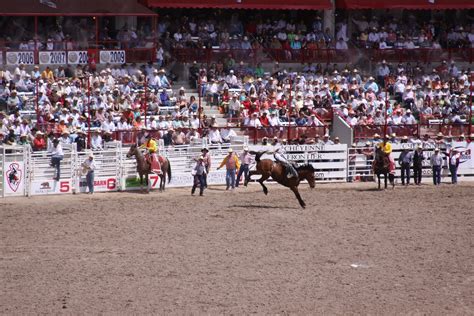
[{"x1": 244, "y1": 151, "x2": 315, "y2": 208}]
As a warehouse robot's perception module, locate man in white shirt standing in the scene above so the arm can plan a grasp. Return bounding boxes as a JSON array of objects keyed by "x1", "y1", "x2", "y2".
[
  {"x1": 82, "y1": 153, "x2": 97, "y2": 194},
  {"x1": 49, "y1": 138, "x2": 64, "y2": 181}
]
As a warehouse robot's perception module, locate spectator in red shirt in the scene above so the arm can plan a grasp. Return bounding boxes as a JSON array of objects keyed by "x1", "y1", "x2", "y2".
[
  {"x1": 260, "y1": 112, "x2": 270, "y2": 127},
  {"x1": 32, "y1": 131, "x2": 47, "y2": 151}
]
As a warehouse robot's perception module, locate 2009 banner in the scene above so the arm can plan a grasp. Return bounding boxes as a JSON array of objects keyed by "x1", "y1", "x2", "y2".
[{"x1": 99, "y1": 50, "x2": 126, "y2": 64}]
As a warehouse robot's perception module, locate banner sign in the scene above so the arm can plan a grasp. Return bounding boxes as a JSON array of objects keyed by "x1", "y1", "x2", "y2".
[
  {"x1": 67, "y1": 51, "x2": 88, "y2": 64},
  {"x1": 99, "y1": 50, "x2": 126, "y2": 64},
  {"x1": 76, "y1": 176, "x2": 118, "y2": 193},
  {"x1": 30, "y1": 179, "x2": 72, "y2": 195},
  {"x1": 38, "y1": 51, "x2": 67, "y2": 64},
  {"x1": 4, "y1": 161, "x2": 25, "y2": 195},
  {"x1": 6, "y1": 51, "x2": 35, "y2": 65},
  {"x1": 124, "y1": 170, "x2": 228, "y2": 190}
]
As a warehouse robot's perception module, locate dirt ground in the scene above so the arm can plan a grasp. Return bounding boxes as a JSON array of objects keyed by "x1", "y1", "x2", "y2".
[{"x1": 1, "y1": 182, "x2": 473, "y2": 314}]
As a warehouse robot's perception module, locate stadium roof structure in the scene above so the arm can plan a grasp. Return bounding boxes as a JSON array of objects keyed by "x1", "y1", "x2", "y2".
[
  {"x1": 336, "y1": 0, "x2": 474, "y2": 9},
  {"x1": 0, "y1": 0, "x2": 157, "y2": 16},
  {"x1": 143, "y1": 0, "x2": 332, "y2": 10}
]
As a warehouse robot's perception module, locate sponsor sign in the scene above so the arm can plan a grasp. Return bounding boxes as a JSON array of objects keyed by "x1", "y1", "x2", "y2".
[
  {"x1": 38, "y1": 51, "x2": 67, "y2": 64},
  {"x1": 124, "y1": 170, "x2": 228, "y2": 190},
  {"x1": 6, "y1": 51, "x2": 35, "y2": 65},
  {"x1": 67, "y1": 51, "x2": 88, "y2": 64},
  {"x1": 76, "y1": 176, "x2": 118, "y2": 193},
  {"x1": 99, "y1": 50, "x2": 126, "y2": 64},
  {"x1": 30, "y1": 179, "x2": 72, "y2": 195},
  {"x1": 4, "y1": 162, "x2": 25, "y2": 195}
]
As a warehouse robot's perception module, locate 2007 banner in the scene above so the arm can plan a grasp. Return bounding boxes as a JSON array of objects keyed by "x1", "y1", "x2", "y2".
[{"x1": 39, "y1": 51, "x2": 67, "y2": 65}]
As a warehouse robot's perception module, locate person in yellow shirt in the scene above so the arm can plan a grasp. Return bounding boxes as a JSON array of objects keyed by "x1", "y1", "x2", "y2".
[
  {"x1": 140, "y1": 134, "x2": 161, "y2": 174},
  {"x1": 217, "y1": 147, "x2": 240, "y2": 190},
  {"x1": 378, "y1": 134, "x2": 395, "y2": 174},
  {"x1": 41, "y1": 66, "x2": 55, "y2": 83}
]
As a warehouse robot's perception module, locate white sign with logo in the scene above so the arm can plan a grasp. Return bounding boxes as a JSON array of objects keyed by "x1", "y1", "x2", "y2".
[
  {"x1": 30, "y1": 179, "x2": 72, "y2": 195},
  {"x1": 451, "y1": 142, "x2": 474, "y2": 174},
  {"x1": 67, "y1": 51, "x2": 88, "y2": 64},
  {"x1": 76, "y1": 176, "x2": 118, "y2": 193},
  {"x1": 4, "y1": 161, "x2": 25, "y2": 196},
  {"x1": 38, "y1": 51, "x2": 67, "y2": 65},
  {"x1": 99, "y1": 50, "x2": 126, "y2": 64},
  {"x1": 124, "y1": 171, "x2": 227, "y2": 190},
  {"x1": 6, "y1": 51, "x2": 35, "y2": 65}
]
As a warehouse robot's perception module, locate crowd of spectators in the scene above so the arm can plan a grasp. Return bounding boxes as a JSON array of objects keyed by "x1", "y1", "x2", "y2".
[
  {"x1": 0, "y1": 60, "x2": 223, "y2": 151},
  {"x1": 192, "y1": 57, "x2": 472, "y2": 138},
  {"x1": 351, "y1": 12, "x2": 474, "y2": 50},
  {"x1": 157, "y1": 10, "x2": 474, "y2": 58},
  {"x1": 0, "y1": 55, "x2": 473, "y2": 152},
  {"x1": 0, "y1": 16, "x2": 155, "y2": 52}
]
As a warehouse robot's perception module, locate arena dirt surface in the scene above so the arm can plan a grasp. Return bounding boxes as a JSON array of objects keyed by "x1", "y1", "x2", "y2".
[{"x1": 1, "y1": 182, "x2": 473, "y2": 314}]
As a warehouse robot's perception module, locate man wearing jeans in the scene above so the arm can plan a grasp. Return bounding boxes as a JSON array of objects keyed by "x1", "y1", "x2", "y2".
[
  {"x1": 191, "y1": 156, "x2": 206, "y2": 196},
  {"x1": 50, "y1": 138, "x2": 64, "y2": 181},
  {"x1": 448, "y1": 149, "x2": 461, "y2": 184},
  {"x1": 398, "y1": 148, "x2": 413, "y2": 186},
  {"x1": 82, "y1": 153, "x2": 96, "y2": 194},
  {"x1": 217, "y1": 147, "x2": 240, "y2": 190},
  {"x1": 236, "y1": 146, "x2": 252, "y2": 187},
  {"x1": 430, "y1": 148, "x2": 443, "y2": 185}
]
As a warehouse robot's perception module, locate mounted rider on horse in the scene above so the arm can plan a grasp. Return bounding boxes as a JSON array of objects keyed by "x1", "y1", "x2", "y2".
[
  {"x1": 376, "y1": 134, "x2": 396, "y2": 175},
  {"x1": 140, "y1": 134, "x2": 162, "y2": 174}
]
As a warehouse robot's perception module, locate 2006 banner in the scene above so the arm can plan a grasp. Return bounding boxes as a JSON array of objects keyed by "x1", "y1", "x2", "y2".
[{"x1": 6, "y1": 51, "x2": 35, "y2": 65}]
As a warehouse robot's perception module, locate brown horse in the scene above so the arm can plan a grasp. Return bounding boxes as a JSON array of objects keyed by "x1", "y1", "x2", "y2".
[
  {"x1": 373, "y1": 147, "x2": 394, "y2": 190},
  {"x1": 244, "y1": 151, "x2": 316, "y2": 208},
  {"x1": 126, "y1": 144, "x2": 172, "y2": 192}
]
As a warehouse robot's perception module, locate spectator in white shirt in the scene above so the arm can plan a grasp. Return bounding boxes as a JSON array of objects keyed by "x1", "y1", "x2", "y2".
[
  {"x1": 208, "y1": 126, "x2": 222, "y2": 144},
  {"x1": 401, "y1": 109, "x2": 417, "y2": 125},
  {"x1": 91, "y1": 130, "x2": 103, "y2": 150},
  {"x1": 335, "y1": 38, "x2": 348, "y2": 50}
]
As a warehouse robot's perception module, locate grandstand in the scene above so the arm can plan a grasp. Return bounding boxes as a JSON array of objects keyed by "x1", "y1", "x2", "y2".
[{"x1": 0, "y1": 0, "x2": 473, "y2": 149}]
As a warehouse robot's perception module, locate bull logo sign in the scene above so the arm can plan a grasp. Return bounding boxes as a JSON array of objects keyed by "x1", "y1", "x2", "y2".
[{"x1": 5, "y1": 162, "x2": 23, "y2": 192}]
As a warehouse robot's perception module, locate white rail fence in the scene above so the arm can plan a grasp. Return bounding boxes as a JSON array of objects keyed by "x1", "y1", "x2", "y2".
[{"x1": 1, "y1": 141, "x2": 473, "y2": 197}]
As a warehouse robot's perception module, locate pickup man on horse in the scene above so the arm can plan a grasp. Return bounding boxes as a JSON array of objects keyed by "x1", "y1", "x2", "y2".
[
  {"x1": 378, "y1": 134, "x2": 395, "y2": 175},
  {"x1": 140, "y1": 134, "x2": 161, "y2": 174}
]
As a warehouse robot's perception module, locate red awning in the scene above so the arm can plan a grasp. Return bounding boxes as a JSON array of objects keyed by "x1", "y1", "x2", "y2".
[
  {"x1": 0, "y1": 0, "x2": 157, "y2": 16},
  {"x1": 337, "y1": 0, "x2": 474, "y2": 10},
  {"x1": 145, "y1": 0, "x2": 332, "y2": 10}
]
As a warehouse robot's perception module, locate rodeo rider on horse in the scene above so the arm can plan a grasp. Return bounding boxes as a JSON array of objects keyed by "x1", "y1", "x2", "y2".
[
  {"x1": 377, "y1": 134, "x2": 395, "y2": 175},
  {"x1": 140, "y1": 134, "x2": 162, "y2": 174}
]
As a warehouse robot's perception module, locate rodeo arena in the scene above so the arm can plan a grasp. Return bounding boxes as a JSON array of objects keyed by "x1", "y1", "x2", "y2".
[{"x1": 1, "y1": 0, "x2": 474, "y2": 314}]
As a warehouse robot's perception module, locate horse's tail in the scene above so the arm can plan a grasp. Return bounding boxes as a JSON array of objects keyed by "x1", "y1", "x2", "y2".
[
  {"x1": 166, "y1": 158, "x2": 172, "y2": 183},
  {"x1": 249, "y1": 150, "x2": 268, "y2": 162}
]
